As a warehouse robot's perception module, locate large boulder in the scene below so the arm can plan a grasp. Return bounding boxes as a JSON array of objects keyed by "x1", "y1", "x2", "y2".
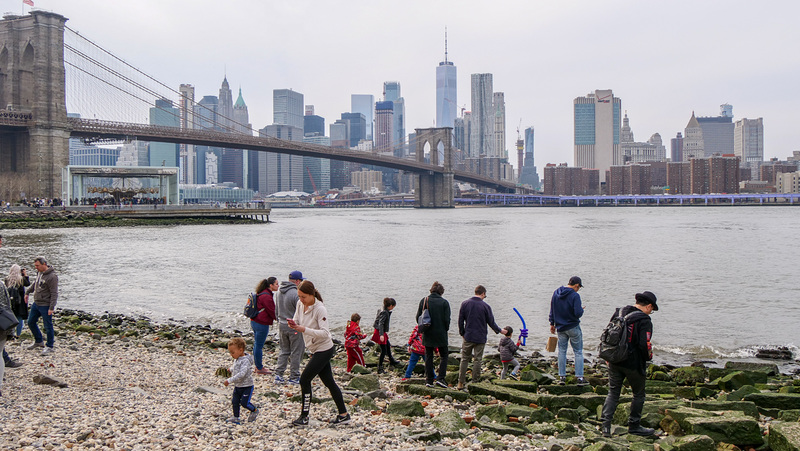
[
  {"x1": 467, "y1": 381, "x2": 541, "y2": 406},
  {"x1": 526, "y1": 407, "x2": 556, "y2": 424},
  {"x1": 720, "y1": 384, "x2": 759, "y2": 402},
  {"x1": 667, "y1": 434, "x2": 716, "y2": 451},
  {"x1": 724, "y1": 361, "x2": 779, "y2": 376},
  {"x1": 769, "y1": 421, "x2": 800, "y2": 451},
  {"x1": 491, "y1": 379, "x2": 539, "y2": 393},
  {"x1": 346, "y1": 374, "x2": 380, "y2": 392},
  {"x1": 386, "y1": 399, "x2": 425, "y2": 417},
  {"x1": 405, "y1": 383, "x2": 470, "y2": 401},
  {"x1": 688, "y1": 400, "x2": 759, "y2": 419},
  {"x1": 683, "y1": 416, "x2": 763, "y2": 447},
  {"x1": 718, "y1": 371, "x2": 754, "y2": 391},
  {"x1": 471, "y1": 419, "x2": 529, "y2": 436},
  {"x1": 671, "y1": 367, "x2": 708, "y2": 386},
  {"x1": 541, "y1": 384, "x2": 595, "y2": 395},
  {"x1": 610, "y1": 400, "x2": 685, "y2": 426}
]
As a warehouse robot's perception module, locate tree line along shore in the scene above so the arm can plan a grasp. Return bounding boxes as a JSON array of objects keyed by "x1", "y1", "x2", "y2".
[{"x1": 2, "y1": 308, "x2": 799, "y2": 450}]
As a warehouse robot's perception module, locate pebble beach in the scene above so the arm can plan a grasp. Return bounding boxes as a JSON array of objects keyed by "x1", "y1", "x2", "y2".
[{"x1": 1, "y1": 310, "x2": 799, "y2": 451}]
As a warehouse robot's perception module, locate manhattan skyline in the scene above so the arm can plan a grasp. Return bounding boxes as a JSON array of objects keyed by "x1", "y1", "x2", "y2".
[{"x1": 26, "y1": 0, "x2": 800, "y2": 175}]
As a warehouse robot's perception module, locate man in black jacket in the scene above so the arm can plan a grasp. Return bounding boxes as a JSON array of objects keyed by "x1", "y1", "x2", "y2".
[{"x1": 600, "y1": 291, "x2": 659, "y2": 437}]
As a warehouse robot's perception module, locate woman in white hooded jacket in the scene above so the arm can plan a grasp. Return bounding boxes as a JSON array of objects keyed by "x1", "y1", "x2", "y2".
[{"x1": 287, "y1": 280, "x2": 350, "y2": 427}]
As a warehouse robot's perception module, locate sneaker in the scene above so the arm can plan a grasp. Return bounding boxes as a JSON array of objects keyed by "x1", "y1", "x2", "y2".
[
  {"x1": 330, "y1": 413, "x2": 351, "y2": 425},
  {"x1": 254, "y1": 368, "x2": 271, "y2": 375},
  {"x1": 558, "y1": 376, "x2": 566, "y2": 385},
  {"x1": 248, "y1": 407, "x2": 259, "y2": 423},
  {"x1": 425, "y1": 383, "x2": 435, "y2": 388},
  {"x1": 40, "y1": 347, "x2": 54, "y2": 356},
  {"x1": 291, "y1": 416, "x2": 309, "y2": 427},
  {"x1": 5, "y1": 360, "x2": 23, "y2": 368},
  {"x1": 434, "y1": 380, "x2": 448, "y2": 389},
  {"x1": 576, "y1": 377, "x2": 588, "y2": 386},
  {"x1": 27, "y1": 342, "x2": 44, "y2": 350},
  {"x1": 287, "y1": 377, "x2": 300, "y2": 385},
  {"x1": 226, "y1": 416, "x2": 241, "y2": 424},
  {"x1": 509, "y1": 373, "x2": 519, "y2": 381},
  {"x1": 601, "y1": 424, "x2": 612, "y2": 438},
  {"x1": 401, "y1": 377, "x2": 410, "y2": 382},
  {"x1": 274, "y1": 375, "x2": 286, "y2": 384},
  {"x1": 456, "y1": 383, "x2": 464, "y2": 391}
]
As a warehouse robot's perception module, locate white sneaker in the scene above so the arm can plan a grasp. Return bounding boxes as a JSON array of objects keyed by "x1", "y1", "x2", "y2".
[
  {"x1": 27, "y1": 342, "x2": 44, "y2": 350},
  {"x1": 40, "y1": 347, "x2": 54, "y2": 356}
]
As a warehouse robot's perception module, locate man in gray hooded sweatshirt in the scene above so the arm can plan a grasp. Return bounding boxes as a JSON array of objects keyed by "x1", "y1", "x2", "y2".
[{"x1": 274, "y1": 271, "x2": 305, "y2": 384}]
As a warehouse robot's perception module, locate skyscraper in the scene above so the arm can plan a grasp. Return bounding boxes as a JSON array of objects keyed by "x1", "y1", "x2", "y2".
[
  {"x1": 273, "y1": 89, "x2": 304, "y2": 130},
  {"x1": 573, "y1": 89, "x2": 621, "y2": 183},
  {"x1": 374, "y1": 101, "x2": 394, "y2": 154},
  {"x1": 178, "y1": 83, "x2": 195, "y2": 184},
  {"x1": 259, "y1": 124, "x2": 304, "y2": 194},
  {"x1": 193, "y1": 95, "x2": 219, "y2": 184},
  {"x1": 436, "y1": 31, "x2": 457, "y2": 130},
  {"x1": 148, "y1": 98, "x2": 179, "y2": 167},
  {"x1": 384, "y1": 82, "x2": 405, "y2": 158},
  {"x1": 351, "y1": 94, "x2": 374, "y2": 141},
  {"x1": 519, "y1": 126, "x2": 540, "y2": 189},
  {"x1": 619, "y1": 113, "x2": 666, "y2": 164},
  {"x1": 670, "y1": 132, "x2": 684, "y2": 162},
  {"x1": 734, "y1": 117, "x2": 764, "y2": 178},
  {"x1": 340, "y1": 112, "x2": 367, "y2": 148},
  {"x1": 493, "y1": 92, "x2": 506, "y2": 159},
  {"x1": 470, "y1": 73, "x2": 494, "y2": 158}
]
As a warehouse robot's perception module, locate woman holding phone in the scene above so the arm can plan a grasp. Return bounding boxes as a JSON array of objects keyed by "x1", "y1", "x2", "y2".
[{"x1": 286, "y1": 280, "x2": 350, "y2": 427}]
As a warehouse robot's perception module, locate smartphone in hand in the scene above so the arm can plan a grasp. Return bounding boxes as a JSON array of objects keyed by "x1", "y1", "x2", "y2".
[{"x1": 287, "y1": 319, "x2": 296, "y2": 327}]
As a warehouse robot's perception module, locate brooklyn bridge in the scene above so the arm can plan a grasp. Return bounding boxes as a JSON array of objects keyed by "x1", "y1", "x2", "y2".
[{"x1": 0, "y1": 10, "x2": 520, "y2": 208}]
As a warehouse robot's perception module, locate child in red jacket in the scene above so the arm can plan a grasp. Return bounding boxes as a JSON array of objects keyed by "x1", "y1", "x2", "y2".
[
  {"x1": 344, "y1": 313, "x2": 366, "y2": 372},
  {"x1": 402, "y1": 325, "x2": 437, "y2": 381}
]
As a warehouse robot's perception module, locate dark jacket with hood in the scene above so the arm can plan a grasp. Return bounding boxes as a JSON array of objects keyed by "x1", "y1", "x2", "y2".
[
  {"x1": 608, "y1": 305, "x2": 653, "y2": 374},
  {"x1": 416, "y1": 292, "x2": 450, "y2": 348},
  {"x1": 276, "y1": 281, "x2": 299, "y2": 327},
  {"x1": 549, "y1": 286, "x2": 583, "y2": 332}
]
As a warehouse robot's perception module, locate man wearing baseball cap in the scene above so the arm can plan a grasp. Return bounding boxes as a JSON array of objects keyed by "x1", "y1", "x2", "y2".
[
  {"x1": 274, "y1": 270, "x2": 305, "y2": 384},
  {"x1": 549, "y1": 276, "x2": 586, "y2": 385},
  {"x1": 600, "y1": 290, "x2": 659, "y2": 437}
]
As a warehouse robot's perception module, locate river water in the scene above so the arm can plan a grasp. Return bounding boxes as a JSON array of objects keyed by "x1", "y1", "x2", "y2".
[{"x1": 1, "y1": 206, "x2": 798, "y2": 369}]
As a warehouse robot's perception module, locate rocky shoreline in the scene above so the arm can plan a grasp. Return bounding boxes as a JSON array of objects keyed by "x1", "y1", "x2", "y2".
[
  {"x1": 2, "y1": 309, "x2": 799, "y2": 450},
  {"x1": 0, "y1": 210, "x2": 262, "y2": 229}
]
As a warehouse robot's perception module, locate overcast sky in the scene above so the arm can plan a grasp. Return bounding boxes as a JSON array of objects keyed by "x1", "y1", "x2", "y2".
[{"x1": 17, "y1": 0, "x2": 800, "y2": 174}]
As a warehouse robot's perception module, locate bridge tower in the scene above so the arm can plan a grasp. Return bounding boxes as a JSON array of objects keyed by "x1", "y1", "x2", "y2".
[
  {"x1": 0, "y1": 11, "x2": 69, "y2": 200},
  {"x1": 414, "y1": 127, "x2": 454, "y2": 208}
]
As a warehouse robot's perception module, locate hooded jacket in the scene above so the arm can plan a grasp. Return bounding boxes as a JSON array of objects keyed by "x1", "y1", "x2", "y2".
[
  {"x1": 498, "y1": 335, "x2": 519, "y2": 362},
  {"x1": 252, "y1": 290, "x2": 276, "y2": 326},
  {"x1": 28, "y1": 265, "x2": 58, "y2": 310},
  {"x1": 548, "y1": 286, "x2": 583, "y2": 332},
  {"x1": 276, "y1": 281, "x2": 299, "y2": 326},
  {"x1": 608, "y1": 305, "x2": 653, "y2": 374}
]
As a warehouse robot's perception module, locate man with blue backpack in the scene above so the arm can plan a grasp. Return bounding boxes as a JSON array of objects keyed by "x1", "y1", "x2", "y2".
[{"x1": 599, "y1": 291, "x2": 659, "y2": 437}]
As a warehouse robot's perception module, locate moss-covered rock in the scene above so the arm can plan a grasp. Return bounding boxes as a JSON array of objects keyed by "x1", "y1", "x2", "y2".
[
  {"x1": 386, "y1": 399, "x2": 425, "y2": 417},
  {"x1": 688, "y1": 400, "x2": 759, "y2": 419},
  {"x1": 504, "y1": 404, "x2": 537, "y2": 419},
  {"x1": 744, "y1": 393, "x2": 800, "y2": 414},
  {"x1": 475, "y1": 404, "x2": 507, "y2": 423},
  {"x1": 720, "y1": 384, "x2": 759, "y2": 402},
  {"x1": 527, "y1": 421, "x2": 558, "y2": 436},
  {"x1": 583, "y1": 442, "x2": 629, "y2": 451},
  {"x1": 668, "y1": 434, "x2": 716, "y2": 451},
  {"x1": 541, "y1": 384, "x2": 595, "y2": 395},
  {"x1": 769, "y1": 421, "x2": 800, "y2": 451},
  {"x1": 671, "y1": 367, "x2": 708, "y2": 386},
  {"x1": 724, "y1": 361, "x2": 778, "y2": 376},
  {"x1": 683, "y1": 416, "x2": 762, "y2": 446},
  {"x1": 777, "y1": 410, "x2": 800, "y2": 422},
  {"x1": 526, "y1": 407, "x2": 556, "y2": 424},
  {"x1": 468, "y1": 381, "x2": 541, "y2": 406},
  {"x1": 557, "y1": 407, "x2": 583, "y2": 423},
  {"x1": 346, "y1": 374, "x2": 380, "y2": 392},
  {"x1": 472, "y1": 419, "x2": 529, "y2": 436},
  {"x1": 491, "y1": 379, "x2": 539, "y2": 393},
  {"x1": 430, "y1": 409, "x2": 468, "y2": 433},
  {"x1": 355, "y1": 396, "x2": 378, "y2": 411},
  {"x1": 718, "y1": 371, "x2": 754, "y2": 391},
  {"x1": 404, "y1": 383, "x2": 470, "y2": 401}
]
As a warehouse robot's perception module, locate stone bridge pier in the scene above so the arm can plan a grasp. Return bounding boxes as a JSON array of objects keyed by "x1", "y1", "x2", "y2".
[
  {"x1": 0, "y1": 11, "x2": 69, "y2": 200},
  {"x1": 414, "y1": 127, "x2": 454, "y2": 208}
]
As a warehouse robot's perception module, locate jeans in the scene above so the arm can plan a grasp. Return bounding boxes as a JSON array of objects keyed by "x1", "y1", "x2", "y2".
[
  {"x1": 299, "y1": 347, "x2": 347, "y2": 417},
  {"x1": 250, "y1": 321, "x2": 270, "y2": 370},
  {"x1": 404, "y1": 352, "x2": 428, "y2": 378},
  {"x1": 501, "y1": 359, "x2": 520, "y2": 379},
  {"x1": 15, "y1": 315, "x2": 25, "y2": 337},
  {"x1": 557, "y1": 325, "x2": 584, "y2": 377},
  {"x1": 275, "y1": 323, "x2": 304, "y2": 380},
  {"x1": 459, "y1": 340, "x2": 486, "y2": 385},
  {"x1": 231, "y1": 385, "x2": 256, "y2": 418},
  {"x1": 28, "y1": 304, "x2": 54, "y2": 348},
  {"x1": 601, "y1": 363, "x2": 647, "y2": 428},
  {"x1": 425, "y1": 346, "x2": 448, "y2": 384}
]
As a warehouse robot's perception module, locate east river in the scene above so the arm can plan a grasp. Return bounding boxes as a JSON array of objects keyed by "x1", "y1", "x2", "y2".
[{"x1": 1, "y1": 206, "x2": 798, "y2": 368}]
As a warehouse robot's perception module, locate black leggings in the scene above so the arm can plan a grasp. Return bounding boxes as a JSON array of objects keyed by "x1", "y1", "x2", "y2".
[
  {"x1": 299, "y1": 346, "x2": 347, "y2": 416},
  {"x1": 378, "y1": 340, "x2": 395, "y2": 366}
]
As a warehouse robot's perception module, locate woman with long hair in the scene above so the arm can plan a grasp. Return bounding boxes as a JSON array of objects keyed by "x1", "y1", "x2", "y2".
[
  {"x1": 251, "y1": 277, "x2": 278, "y2": 375},
  {"x1": 5, "y1": 264, "x2": 30, "y2": 339},
  {"x1": 371, "y1": 297, "x2": 398, "y2": 373},
  {"x1": 286, "y1": 280, "x2": 349, "y2": 427}
]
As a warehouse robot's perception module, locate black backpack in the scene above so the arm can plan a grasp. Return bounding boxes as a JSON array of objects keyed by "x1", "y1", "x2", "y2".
[
  {"x1": 243, "y1": 292, "x2": 264, "y2": 319},
  {"x1": 598, "y1": 308, "x2": 638, "y2": 364}
]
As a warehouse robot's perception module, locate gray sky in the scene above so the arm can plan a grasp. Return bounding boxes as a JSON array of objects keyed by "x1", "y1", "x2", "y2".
[{"x1": 19, "y1": 0, "x2": 800, "y2": 175}]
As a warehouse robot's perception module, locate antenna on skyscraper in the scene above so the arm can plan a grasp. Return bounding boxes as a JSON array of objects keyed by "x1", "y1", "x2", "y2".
[{"x1": 444, "y1": 27, "x2": 448, "y2": 63}]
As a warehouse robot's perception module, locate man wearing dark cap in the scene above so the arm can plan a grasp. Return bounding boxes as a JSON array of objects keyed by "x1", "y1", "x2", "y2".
[
  {"x1": 600, "y1": 291, "x2": 659, "y2": 437},
  {"x1": 549, "y1": 276, "x2": 586, "y2": 385},
  {"x1": 274, "y1": 270, "x2": 305, "y2": 384}
]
